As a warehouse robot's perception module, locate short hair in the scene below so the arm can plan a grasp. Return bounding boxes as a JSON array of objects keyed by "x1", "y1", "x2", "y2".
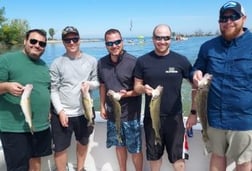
[
  {"x1": 152, "y1": 24, "x2": 172, "y2": 36},
  {"x1": 104, "y1": 28, "x2": 122, "y2": 40},
  {"x1": 25, "y1": 29, "x2": 47, "y2": 40}
]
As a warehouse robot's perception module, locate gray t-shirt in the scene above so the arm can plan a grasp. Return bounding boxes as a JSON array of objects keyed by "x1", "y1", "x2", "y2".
[{"x1": 50, "y1": 52, "x2": 99, "y2": 117}]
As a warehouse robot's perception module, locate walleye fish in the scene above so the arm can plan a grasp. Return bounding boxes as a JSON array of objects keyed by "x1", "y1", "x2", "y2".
[
  {"x1": 107, "y1": 90, "x2": 122, "y2": 143},
  {"x1": 81, "y1": 84, "x2": 95, "y2": 127},
  {"x1": 149, "y1": 85, "x2": 163, "y2": 146},
  {"x1": 20, "y1": 84, "x2": 34, "y2": 134},
  {"x1": 195, "y1": 73, "x2": 212, "y2": 155}
]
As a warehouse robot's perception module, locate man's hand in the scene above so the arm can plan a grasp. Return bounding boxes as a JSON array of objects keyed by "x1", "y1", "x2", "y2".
[
  {"x1": 8, "y1": 82, "x2": 24, "y2": 96},
  {"x1": 186, "y1": 114, "x2": 197, "y2": 129},
  {"x1": 58, "y1": 110, "x2": 69, "y2": 127}
]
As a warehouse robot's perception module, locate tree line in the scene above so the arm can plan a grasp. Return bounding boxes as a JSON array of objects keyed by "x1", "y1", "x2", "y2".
[{"x1": 0, "y1": 7, "x2": 55, "y2": 51}]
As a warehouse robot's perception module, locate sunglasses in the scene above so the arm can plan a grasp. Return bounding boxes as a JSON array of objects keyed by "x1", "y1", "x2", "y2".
[
  {"x1": 105, "y1": 39, "x2": 122, "y2": 46},
  {"x1": 29, "y1": 39, "x2": 46, "y2": 48},
  {"x1": 63, "y1": 37, "x2": 79, "y2": 44},
  {"x1": 154, "y1": 36, "x2": 171, "y2": 41},
  {"x1": 219, "y1": 14, "x2": 241, "y2": 23}
]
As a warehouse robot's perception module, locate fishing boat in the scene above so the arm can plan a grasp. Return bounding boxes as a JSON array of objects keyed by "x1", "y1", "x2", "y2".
[
  {"x1": 0, "y1": 114, "x2": 237, "y2": 171},
  {"x1": 175, "y1": 35, "x2": 189, "y2": 41}
]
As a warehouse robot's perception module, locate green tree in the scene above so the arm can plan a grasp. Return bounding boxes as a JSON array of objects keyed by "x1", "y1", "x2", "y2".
[
  {"x1": 0, "y1": 6, "x2": 30, "y2": 52},
  {"x1": 0, "y1": 7, "x2": 7, "y2": 45},
  {"x1": 0, "y1": 19, "x2": 29, "y2": 46},
  {"x1": 49, "y1": 28, "x2": 55, "y2": 40},
  {"x1": 0, "y1": 7, "x2": 7, "y2": 25}
]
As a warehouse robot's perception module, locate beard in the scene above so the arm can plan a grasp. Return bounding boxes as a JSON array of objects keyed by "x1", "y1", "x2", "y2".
[
  {"x1": 220, "y1": 24, "x2": 243, "y2": 41},
  {"x1": 154, "y1": 43, "x2": 170, "y2": 56},
  {"x1": 24, "y1": 46, "x2": 44, "y2": 60}
]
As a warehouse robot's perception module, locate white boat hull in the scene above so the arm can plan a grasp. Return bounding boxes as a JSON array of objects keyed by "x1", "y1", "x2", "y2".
[{"x1": 0, "y1": 116, "x2": 237, "y2": 171}]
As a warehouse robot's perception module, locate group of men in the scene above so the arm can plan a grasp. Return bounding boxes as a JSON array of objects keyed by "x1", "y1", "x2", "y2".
[{"x1": 0, "y1": 1, "x2": 252, "y2": 171}]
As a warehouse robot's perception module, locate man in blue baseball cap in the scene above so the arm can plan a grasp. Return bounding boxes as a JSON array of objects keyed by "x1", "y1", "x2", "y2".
[
  {"x1": 191, "y1": 1, "x2": 252, "y2": 171},
  {"x1": 219, "y1": 1, "x2": 245, "y2": 18}
]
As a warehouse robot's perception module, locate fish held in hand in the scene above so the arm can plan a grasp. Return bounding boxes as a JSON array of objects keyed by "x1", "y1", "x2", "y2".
[
  {"x1": 81, "y1": 83, "x2": 95, "y2": 127},
  {"x1": 195, "y1": 73, "x2": 212, "y2": 154},
  {"x1": 20, "y1": 84, "x2": 34, "y2": 134},
  {"x1": 107, "y1": 90, "x2": 122, "y2": 143},
  {"x1": 149, "y1": 85, "x2": 163, "y2": 145}
]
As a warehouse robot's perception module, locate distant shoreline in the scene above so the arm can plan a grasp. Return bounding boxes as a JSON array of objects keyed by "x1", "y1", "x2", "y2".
[{"x1": 47, "y1": 38, "x2": 103, "y2": 44}]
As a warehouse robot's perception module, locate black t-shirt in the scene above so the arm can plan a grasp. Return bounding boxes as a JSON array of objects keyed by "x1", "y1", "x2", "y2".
[
  {"x1": 98, "y1": 51, "x2": 141, "y2": 121},
  {"x1": 134, "y1": 50, "x2": 192, "y2": 117}
]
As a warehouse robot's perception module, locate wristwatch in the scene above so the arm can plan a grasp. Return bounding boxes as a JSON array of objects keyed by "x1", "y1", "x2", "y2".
[{"x1": 190, "y1": 109, "x2": 197, "y2": 115}]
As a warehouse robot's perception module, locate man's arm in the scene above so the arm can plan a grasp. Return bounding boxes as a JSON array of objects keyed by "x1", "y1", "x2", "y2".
[
  {"x1": 49, "y1": 62, "x2": 64, "y2": 114},
  {"x1": 134, "y1": 78, "x2": 145, "y2": 94},
  {"x1": 134, "y1": 77, "x2": 154, "y2": 96},
  {"x1": 99, "y1": 83, "x2": 107, "y2": 119},
  {"x1": 186, "y1": 81, "x2": 198, "y2": 129},
  {"x1": 0, "y1": 82, "x2": 23, "y2": 96}
]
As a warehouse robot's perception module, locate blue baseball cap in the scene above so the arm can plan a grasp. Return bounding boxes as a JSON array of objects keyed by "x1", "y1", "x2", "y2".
[{"x1": 219, "y1": 1, "x2": 245, "y2": 17}]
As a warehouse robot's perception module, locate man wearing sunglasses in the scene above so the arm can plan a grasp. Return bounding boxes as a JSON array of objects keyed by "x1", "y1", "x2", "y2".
[
  {"x1": 0, "y1": 29, "x2": 52, "y2": 171},
  {"x1": 192, "y1": 1, "x2": 252, "y2": 171},
  {"x1": 50, "y1": 26, "x2": 99, "y2": 171},
  {"x1": 98, "y1": 29, "x2": 143, "y2": 171},
  {"x1": 134, "y1": 24, "x2": 197, "y2": 171}
]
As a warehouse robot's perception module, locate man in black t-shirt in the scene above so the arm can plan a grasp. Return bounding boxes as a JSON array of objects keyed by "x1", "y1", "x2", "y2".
[{"x1": 134, "y1": 24, "x2": 197, "y2": 171}]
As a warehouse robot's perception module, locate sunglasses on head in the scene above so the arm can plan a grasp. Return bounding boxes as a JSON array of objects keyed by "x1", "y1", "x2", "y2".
[
  {"x1": 29, "y1": 39, "x2": 46, "y2": 48},
  {"x1": 154, "y1": 35, "x2": 171, "y2": 41},
  {"x1": 219, "y1": 14, "x2": 241, "y2": 23},
  {"x1": 63, "y1": 37, "x2": 79, "y2": 44},
  {"x1": 105, "y1": 39, "x2": 122, "y2": 46}
]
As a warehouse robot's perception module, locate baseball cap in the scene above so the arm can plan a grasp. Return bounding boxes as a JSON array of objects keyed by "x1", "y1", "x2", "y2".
[
  {"x1": 62, "y1": 26, "x2": 79, "y2": 39},
  {"x1": 219, "y1": 1, "x2": 245, "y2": 17}
]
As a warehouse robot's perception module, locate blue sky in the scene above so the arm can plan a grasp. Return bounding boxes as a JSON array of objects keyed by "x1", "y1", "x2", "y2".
[{"x1": 1, "y1": 0, "x2": 252, "y2": 38}]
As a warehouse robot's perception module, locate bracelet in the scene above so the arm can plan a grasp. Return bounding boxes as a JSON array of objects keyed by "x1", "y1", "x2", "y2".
[{"x1": 190, "y1": 109, "x2": 197, "y2": 115}]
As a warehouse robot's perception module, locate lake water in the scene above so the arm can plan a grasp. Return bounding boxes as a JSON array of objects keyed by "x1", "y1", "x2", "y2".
[{"x1": 42, "y1": 36, "x2": 213, "y2": 115}]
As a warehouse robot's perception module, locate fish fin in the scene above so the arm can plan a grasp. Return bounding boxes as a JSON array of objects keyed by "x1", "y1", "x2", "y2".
[{"x1": 155, "y1": 137, "x2": 162, "y2": 146}]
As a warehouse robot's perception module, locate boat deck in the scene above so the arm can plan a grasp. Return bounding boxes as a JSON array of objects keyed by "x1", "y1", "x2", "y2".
[{"x1": 0, "y1": 117, "x2": 237, "y2": 171}]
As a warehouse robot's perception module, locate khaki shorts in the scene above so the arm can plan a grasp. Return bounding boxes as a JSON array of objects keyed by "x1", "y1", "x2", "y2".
[{"x1": 208, "y1": 126, "x2": 252, "y2": 164}]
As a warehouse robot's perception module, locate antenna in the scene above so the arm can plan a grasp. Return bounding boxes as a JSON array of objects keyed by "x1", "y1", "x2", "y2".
[{"x1": 130, "y1": 19, "x2": 133, "y2": 32}]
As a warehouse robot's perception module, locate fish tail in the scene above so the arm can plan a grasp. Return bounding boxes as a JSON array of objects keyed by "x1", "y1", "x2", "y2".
[
  {"x1": 87, "y1": 121, "x2": 91, "y2": 127},
  {"x1": 30, "y1": 126, "x2": 34, "y2": 135},
  {"x1": 203, "y1": 140, "x2": 212, "y2": 155},
  {"x1": 116, "y1": 122, "x2": 122, "y2": 143},
  {"x1": 91, "y1": 107, "x2": 96, "y2": 124},
  {"x1": 155, "y1": 137, "x2": 162, "y2": 146},
  {"x1": 201, "y1": 130, "x2": 209, "y2": 142},
  {"x1": 25, "y1": 117, "x2": 33, "y2": 133},
  {"x1": 87, "y1": 120, "x2": 95, "y2": 127},
  {"x1": 117, "y1": 134, "x2": 123, "y2": 144}
]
